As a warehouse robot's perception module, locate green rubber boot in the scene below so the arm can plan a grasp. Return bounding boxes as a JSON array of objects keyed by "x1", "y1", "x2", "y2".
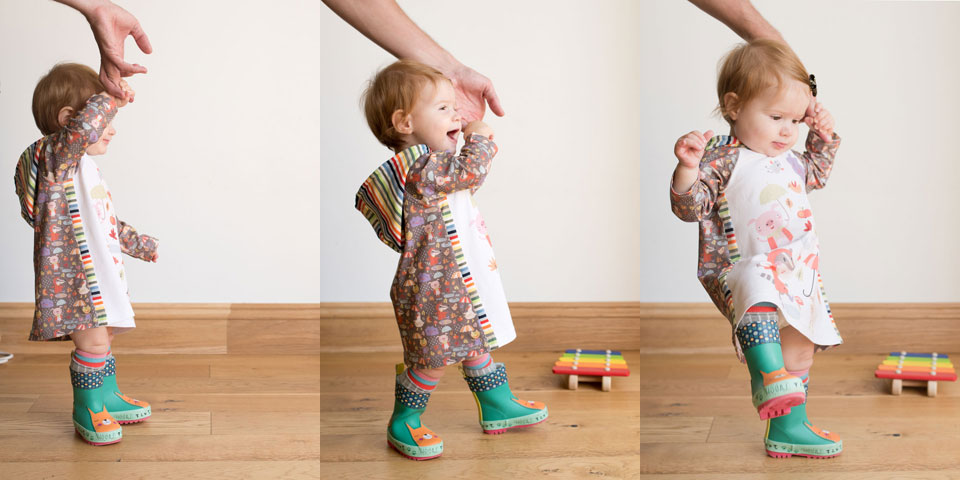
[
  {"x1": 737, "y1": 311, "x2": 805, "y2": 420},
  {"x1": 463, "y1": 363, "x2": 548, "y2": 434},
  {"x1": 765, "y1": 400, "x2": 842, "y2": 458},
  {"x1": 102, "y1": 354, "x2": 151, "y2": 424},
  {"x1": 70, "y1": 353, "x2": 122, "y2": 445},
  {"x1": 387, "y1": 366, "x2": 443, "y2": 460}
]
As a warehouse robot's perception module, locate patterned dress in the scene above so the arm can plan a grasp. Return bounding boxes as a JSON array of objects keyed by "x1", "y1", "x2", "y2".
[
  {"x1": 670, "y1": 131, "x2": 843, "y2": 359},
  {"x1": 356, "y1": 135, "x2": 516, "y2": 369},
  {"x1": 14, "y1": 94, "x2": 158, "y2": 341}
]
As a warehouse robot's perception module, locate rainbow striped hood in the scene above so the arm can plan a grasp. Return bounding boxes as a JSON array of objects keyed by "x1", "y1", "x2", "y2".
[
  {"x1": 355, "y1": 144, "x2": 429, "y2": 253},
  {"x1": 14, "y1": 138, "x2": 45, "y2": 227}
]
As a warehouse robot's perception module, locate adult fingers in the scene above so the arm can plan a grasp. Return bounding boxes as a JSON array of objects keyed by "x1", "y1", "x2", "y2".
[
  {"x1": 99, "y1": 66, "x2": 126, "y2": 99},
  {"x1": 129, "y1": 21, "x2": 153, "y2": 55},
  {"x1": 484, "y1": 83, "x2": 504, "y2": 117}
]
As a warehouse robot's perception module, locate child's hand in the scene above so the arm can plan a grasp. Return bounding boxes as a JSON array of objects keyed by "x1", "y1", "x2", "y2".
[
  {"x1": 116, "y1": 79, "x2": 135, "y2": 107},
  {"x1": 463, "y1": 120, "x2": 494, "y2": 140},
  {"x1": 674, "y1": 130, "x2": 713, "y2": 169},
  {"x1": 804, "y1": 101, "x2": 834, "y2": 141}
]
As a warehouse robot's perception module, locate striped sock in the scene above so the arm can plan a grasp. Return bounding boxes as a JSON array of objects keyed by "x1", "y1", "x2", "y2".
[
  {"x1": 72, "y1": 349, "x2": 107, "y2": 369},
  {"x1": 402, "y1": 368, "x2": 439, "y2": 394},
  {"x1": 463, "y1": 353, "x2": 492, "y2": 369},
  {"x1": 462, "y1": 354, "x2": 498, "y2": 377},
  {"x1": 788, "y1": 369, "x2": 810, "y2": 395}
]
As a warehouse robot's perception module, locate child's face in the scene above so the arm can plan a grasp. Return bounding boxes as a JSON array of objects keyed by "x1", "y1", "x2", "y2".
[
  {"x1": 407, "y1": 80, "x2": 461, "y2": 152},
  {"x1": 85, "y1": 122, "x2": 116, "y2": 156},
  {"x1": 731, "y1": 79, "x2": 809, "y2": 157}
]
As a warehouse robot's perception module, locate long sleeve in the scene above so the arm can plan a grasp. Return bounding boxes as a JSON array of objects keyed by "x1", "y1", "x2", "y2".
[
  {"x1": 799, "y1": 130, "x2": 841, "y2": 192},
  {"x1": 669, "y1": 142, "x2": 740, "y2": 222},
  {"x1": 43, "y1": 94, "x2": 118, "y2": 183},
  {"x1": 117, "y1": 220, "x2": 159, "y2": 262},
  {"x1": 410, "y1": 134, "x2": 497, "y2": 198}
]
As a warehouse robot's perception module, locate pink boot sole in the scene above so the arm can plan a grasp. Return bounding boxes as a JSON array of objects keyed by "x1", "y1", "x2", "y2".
[
  {"x1": 483, "y1": 417, "x2": 548, "y2": 435},
  {"x1": 387, "y1": 441, "x2": 442, "y2": 461},
  {"x1": 757, "y1": 392, "x2": 806, "y2": 420},
  {"x1": 117, "y1": 415, "x2": 150, "y2": 425},
  {"x1": 766, "y1": 450, "x2": 841, "y2": 459}
]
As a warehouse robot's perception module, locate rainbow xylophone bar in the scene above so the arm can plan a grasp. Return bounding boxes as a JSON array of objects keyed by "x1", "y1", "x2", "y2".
[
  {"x1": 874, "y1": 352, "x2": 957, "y2": 382},
  {"x1": 552, "y1": 349, "x2": 630, "y2": 377}
]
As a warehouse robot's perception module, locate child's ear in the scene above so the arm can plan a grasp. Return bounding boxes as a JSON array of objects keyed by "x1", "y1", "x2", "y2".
[
  {"x1": 391, "y1": 109, "x2": 413, "y2": 135},
  {"x1": 57, "y1": 106, "x2": 75, "y2": 128},
  {"x1": 722, "y1": 92, "x2": 740, "y2": 121}
]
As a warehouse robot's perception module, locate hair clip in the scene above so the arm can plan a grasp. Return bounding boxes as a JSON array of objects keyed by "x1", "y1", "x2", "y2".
[{"x1": 808, "y1": 74, "x2": 817, "y2": 97}]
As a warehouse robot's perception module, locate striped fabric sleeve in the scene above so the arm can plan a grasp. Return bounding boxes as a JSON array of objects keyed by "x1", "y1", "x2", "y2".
[
  {"x1": 669, "y1": 136, "x2": 740, "y2": 222},
  {"x1": 411, "y1": 134, "x2": 498, "y2": 197},
  {"x1": 46, "y1": 94, "x2": 118, "y2": 183},
  {"x1": 117, "y1": 219, "x2": 159, "y2": 261},
  {"x1": 799, "y1": 130, "x2": 841, "y2": 193}
]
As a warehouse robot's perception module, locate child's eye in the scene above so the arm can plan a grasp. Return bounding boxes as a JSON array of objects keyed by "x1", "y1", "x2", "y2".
[
  {"x1": 440, "y1": 105, "x2": 447, "y2": 111},
  {"x1": 771, "y1": 115, "x2": 781, "y2": 121},
  {"x1": 792, "y1": 119, "x2": 801, "y2": 124}
]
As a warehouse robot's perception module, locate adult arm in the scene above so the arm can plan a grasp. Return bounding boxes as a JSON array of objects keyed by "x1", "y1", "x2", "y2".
[
  {"x1": 54, "y1": 0, "x2": 152, "y2": 101},
  {"x1": 322, "y1": 0, "x2": 503, "y2": 123},
  {"x1": 687, "y1": 0, "x2": 785, "y2": 43}
]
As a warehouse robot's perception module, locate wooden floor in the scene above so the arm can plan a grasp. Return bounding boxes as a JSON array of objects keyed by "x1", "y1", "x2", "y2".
[
  {"x1": 1, "y1": 303, "x2": 959, "y2": 478},
  {"x1": 1, "y1": 349, "x2": 959, "y2": 478}
]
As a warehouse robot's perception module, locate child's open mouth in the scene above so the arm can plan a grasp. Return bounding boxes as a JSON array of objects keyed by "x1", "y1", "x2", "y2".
[{"x1": 447, "y1": 128, "x2": 460, "y2": 142}]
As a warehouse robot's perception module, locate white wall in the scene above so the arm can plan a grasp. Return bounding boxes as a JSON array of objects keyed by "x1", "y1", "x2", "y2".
[{"x1": 1, "y1": 0, "x2": 958, "y2": 303}]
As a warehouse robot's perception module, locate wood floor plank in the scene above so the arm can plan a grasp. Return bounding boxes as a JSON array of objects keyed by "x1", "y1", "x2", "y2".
[
  {"x1": 0, "y1": 394, "x2": 38, "y2": 413},
  {"x1": 4, "y1": 461, "x2": 960, "y2": 480},
  {"x1": 0, "y1": 411, "x2": 211, "y2": 436}
]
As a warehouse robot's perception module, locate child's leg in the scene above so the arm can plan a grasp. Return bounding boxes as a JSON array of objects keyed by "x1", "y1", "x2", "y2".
[
  {"x1": 736, "y1": 305, "x2": 806, "y2": 420},
  {"x1": 388, "y1": 365, "x2": 444, "y2": 460},
  {"x1": 69, "y1": 327, "x2": 122, "y2": 445},
  {"x1": 765, "y1": 329, "x2": 842, "y2": 459},
  {"x1": 460, "y1": 353, "x2": 548, "y2": 434},
  {"x1": 100, "y1": 329, "x2": 151, "y2": 424},
  {"x1": 71, "y1": 326, "x2": 111, "y2": 355},
  {"x1": 780, "y1": 326, "x2": 815, "y2": 373}
]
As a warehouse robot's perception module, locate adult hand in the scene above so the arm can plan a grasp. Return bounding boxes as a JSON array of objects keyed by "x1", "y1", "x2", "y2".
[
  {"x1": 84, "y1": 1, "x2": 152, "y2": 102},
  {"x1": 447, "y1": 64, "x2": 504, "y2": 125}
]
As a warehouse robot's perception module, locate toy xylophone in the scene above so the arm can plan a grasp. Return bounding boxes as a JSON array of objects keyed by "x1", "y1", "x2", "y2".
[
  {"x1": 552, "y1": 349, "x2": 629, "y2": 392},
  {"x1": 874, "y1": 352, "x2": 956, "y2": 397}
]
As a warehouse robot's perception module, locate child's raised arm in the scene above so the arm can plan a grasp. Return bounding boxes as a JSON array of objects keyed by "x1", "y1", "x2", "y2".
[
  {"x1": 799, "y1": 101, "x2": 840, "y2": 192},
  {"x1": 410, "y1": 125, "x2": 497, "y2": 198},
  {"x1": 670, "y1": 131, "x2": 738, "y2": 222},
  {"x1": 45, "y1": 94, "x2": 118, "y2": 181}
]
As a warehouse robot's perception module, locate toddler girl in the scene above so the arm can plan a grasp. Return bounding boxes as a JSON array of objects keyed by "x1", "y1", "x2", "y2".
[
  {"x1": 355, "y1": 60, "x2": 548, "y2": 460},
  {"x1": 15, "y1": 63, "x2": 157, "y2": 445},
  {"x1": 670, "y1": 40, "x2": 842, "y2": 459}
]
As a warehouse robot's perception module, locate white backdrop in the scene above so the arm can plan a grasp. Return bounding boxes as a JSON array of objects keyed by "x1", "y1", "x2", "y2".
[{"x1": 1, "y1": 1, "x2": 958, "y2": 303}]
